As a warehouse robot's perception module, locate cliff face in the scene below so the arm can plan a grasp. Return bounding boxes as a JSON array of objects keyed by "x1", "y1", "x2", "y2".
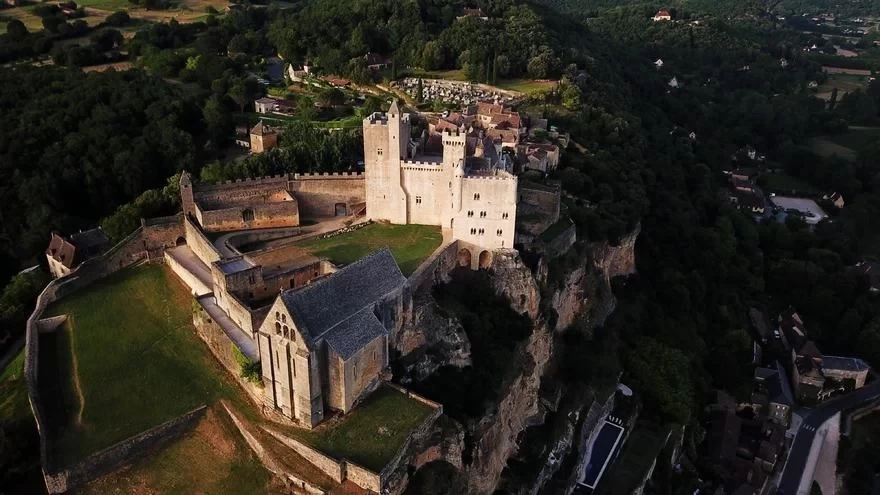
[
  {"x1": 397, "y1": 225, "x2": 640, "y2": 495},
  {"x1": 394, "y1": 298, "x2": 472, "y2": 383}
]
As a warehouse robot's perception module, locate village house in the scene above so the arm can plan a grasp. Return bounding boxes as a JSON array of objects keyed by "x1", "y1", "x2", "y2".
[
  {"x1": 653, "y1": 9, "x2": 672, "y2": 21},
  {"x1": 250, "y1": 120, "x2": 279, "y2": 154},
  {"x1": 364, "y1": 52, "x2": 392, "y2": 71},
  {"x1": 254, "y1": 97, "x2": 294, "y2": 115},
  {"x1": 457, "y1": 7, "x2": 488, "y2": 21},
  {"x1": 45, "y1": 228, "x2": 110, "y2": 278},
  {"x1": 823, "y1": 191, "x2": 845, "y2": 208}
]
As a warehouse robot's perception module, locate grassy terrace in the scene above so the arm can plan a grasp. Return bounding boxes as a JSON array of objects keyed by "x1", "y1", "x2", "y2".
[
  {"x1": 596, "y1": 423, "x2": 671, "y2": 495},
  {"x1": 276, "y1": 386, "x2": 435, "y2": 472},
  {"x1": 298, "y1": 222, "x2": 442, "y2": 275},
  {"x1": 44, "y1": 265, "x2": 250, "y2": 467},
  {"x1": 82, "y1": 408, "x2": 272, "y2": 495}
]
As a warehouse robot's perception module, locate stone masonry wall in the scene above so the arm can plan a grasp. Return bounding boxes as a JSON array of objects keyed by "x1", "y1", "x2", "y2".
[
  {"x1": 184, "y1": 215, "x2": 221, "y2": 266},
  {"x1": 288, "y1": 173, "x2": 365, "y2": 218},
  {"x1": 192, "y1": 301, "x2": 263, "y2": 404},
  {"x1": 198, "y1": 201, "x2": 299, "y2": 232}
]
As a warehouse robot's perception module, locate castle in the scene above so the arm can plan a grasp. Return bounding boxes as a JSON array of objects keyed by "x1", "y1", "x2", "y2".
[
  {"x1": 364, "y1": 101, "x2": 517, "y2": 253},
  {"x1": 46, "y1": 100, "x2": 519, "y2": 429}
]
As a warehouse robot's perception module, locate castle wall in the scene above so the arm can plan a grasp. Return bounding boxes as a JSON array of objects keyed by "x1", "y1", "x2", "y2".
[
  {"x1": 184, "y1": 216, "x2": 221, "y2": 267},
  {"x1": 452, "y1": 176, "x2": 517, "y2": 250},
  {"x1": 401, "y1": 164, "x2": 446, "y2": 226},
  {"x1": 518, "y1": 183, "x2": 561, "y2": 225},
  {"x1": 193, "y1": 175, "x2": 290, "y2": 205},
  {"x1": 289, "y1": 173, "x2": 366, "y2": 218},
  {"x1": 198, "y1": 201, "x2": 299, "y2": 233}
]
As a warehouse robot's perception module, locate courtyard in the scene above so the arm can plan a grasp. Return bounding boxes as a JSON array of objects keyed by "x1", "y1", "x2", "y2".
[{"x1": 297, "y1": 222, "x2": 442, "y2": 275}]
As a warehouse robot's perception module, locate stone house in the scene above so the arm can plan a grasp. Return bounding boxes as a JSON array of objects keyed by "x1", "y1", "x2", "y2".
[
  {"x1": 250, "y1": 121, "x2": 279, "y2": 153},
  {"x1": 45, "y1": 228, "x2": 109, "y2": 278},
  {"x1": 653, "y1": 9, "x2": 672, "y2": 21},
  {"x1": 257, "y1": 249, "x2": 407, "y2": 426}
]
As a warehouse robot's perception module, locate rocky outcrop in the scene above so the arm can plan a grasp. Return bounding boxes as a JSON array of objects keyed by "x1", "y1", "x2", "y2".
[
  {"x1": 488, "y1": 250, "x2": 540, "y2": 319},
  {"x1": 399, "y1": 224, "x2": 640, "y2": 495},
  {"x1": 394, "y1": 298, "x2": 472, "y2": 383},
  {"x1": 384, "y1": 416, "x2": 466, "y2": 495},
  {"x1": 464, "y1": 319, "x2": 554, "y2": 494}
]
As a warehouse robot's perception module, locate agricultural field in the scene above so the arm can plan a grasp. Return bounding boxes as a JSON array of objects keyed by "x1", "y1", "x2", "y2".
[
  {"x1": 44, "y1": 265, "x2": 252, "y2": 467},
  {"x1": 815, "y1": 70, "x2": 869, "y2": 102},
  {"x1": 297, "y1": 223, "x2": 443, "y2": 275},
  {"x1": 496, "y1": 78, "x2": 556, "y2": 93},
  {"x1": 759, "y1": 171, "x2": 821, "y2": 195},
  {"x1": 809, "y1": 126, "x2": 880, "y2": 161}
]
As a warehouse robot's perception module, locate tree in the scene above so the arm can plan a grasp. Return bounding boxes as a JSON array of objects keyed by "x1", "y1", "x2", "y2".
[
  {"x1": 561, "y1": 82, "x2": 582, "y2": 110},
  {"x1": 527, "y1": 51, "x2": 555, "y2": 79},
  {"x1": 203, "y1": 94, "x2": 231, "y2": 144},
  {"x1": 421, "y1": 41, "x2": 443, "y2": 70},
  {"x1": 227, "y1": 80, "x2": 249, "y2": 113},
  {"x1": 5, "y1": 20, "x2": 28, "y2": 41},
  {"x1": 227, "y1": 34, "x2": 249, "y2": 54},
  {"x1": 495, "y1": 55, "x2": 510, "y2": 78},
  {"x1": 105, "y1": 10, "x2": 130, "y2": 26},
  {"x1": 416, "y1": 78, "x2": 423, "y2": 103}
]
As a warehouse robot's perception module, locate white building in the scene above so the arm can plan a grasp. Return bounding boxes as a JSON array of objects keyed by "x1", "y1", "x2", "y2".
[{"x1": 363, "y1": 101, "x2": 517, "y2": 260}]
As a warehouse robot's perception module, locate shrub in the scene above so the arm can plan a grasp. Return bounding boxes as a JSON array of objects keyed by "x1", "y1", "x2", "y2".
[{"x1": 233, "y1": 345, "x2": 262, "y2": 383}]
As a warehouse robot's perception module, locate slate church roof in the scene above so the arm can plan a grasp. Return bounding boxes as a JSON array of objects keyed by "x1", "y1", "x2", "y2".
[{"x1": 281, "y1": 248, "x2": 406, "y2": 359}]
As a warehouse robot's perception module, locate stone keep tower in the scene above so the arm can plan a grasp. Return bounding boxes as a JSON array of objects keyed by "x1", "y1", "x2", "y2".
[
  {"x1": 180, "y1": 171, "x2": 196, "y2": 218},
  {"x1": 364, "y1": 100, "x2": 409, "y2": 224}
]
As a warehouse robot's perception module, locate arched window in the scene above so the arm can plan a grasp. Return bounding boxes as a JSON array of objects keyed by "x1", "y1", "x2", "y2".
[
  {"x1": 283, "y1": 325, "x2": 289, "y2": 338},
  {"x1": 474, "y1": 193, "x2": 480, "y2": 200},
  {"x1": 275, "y1": 311, "x2": 280, "y2": 320},
  {"x1": 275, "y1": 322, "x2": 281, "y2": 335},
  {"x1": 242, "y1": 208, "x2": 255, "y2": 222},
  {"x1": 281, "y1": 314, "x2": 286, "y2": 323}
]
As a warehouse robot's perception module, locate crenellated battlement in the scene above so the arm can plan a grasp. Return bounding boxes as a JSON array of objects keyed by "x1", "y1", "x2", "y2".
[
  {"x1": 195, "y1": 174, "x2": 289, "y2": 192},
  {"x1": 461, "y1": 172, "x2": 518, "y2": 182},
  {"x1": 365, "y1": 113, "x2": 388, "y2": 126},
  {"x1": 292, "y1": 172, "x2": 365, "y2": 180}
]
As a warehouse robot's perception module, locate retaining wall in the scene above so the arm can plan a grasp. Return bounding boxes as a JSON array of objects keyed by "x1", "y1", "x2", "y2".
[
  {"x1": 192, "y1": 303, "x2": 263, "y2": 405},
  {"x1": 184, "y1": 215, "x2": 221, "y2": 266},
  {"x1": 263, "y1": 427, "x2": 345, "y2": 482},
  {"x1": 407, "y1": 240, "x2": 460, "y2": 296}
]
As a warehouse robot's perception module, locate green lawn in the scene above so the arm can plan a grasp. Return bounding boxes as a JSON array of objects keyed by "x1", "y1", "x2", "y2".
[
  {"x1": 75, "y1": 0, "x2": 131, "y2": 10},
  {"x1": 496, "y1": 78, "x2": 557, "y2": 93},
  {"x1": 0, "y1": 349, "x2": 30, "y2": 426},
  {"x1": 279, "y1": 386, "x2": 435, "y2": 471},
  {"x1": 808, "y1": 137, "x2": 858, "y2": 161},
  {"x1": 406, "y1": 68, "x2": 467, "y2": 81},
  {"x1": 827, "y1": 127, "x2": 880, "y2": 153},
  {"x1": 760, "y1": 171, "x2": 821, "y2": 195},
  {"x1": 45, "y1": 265, "x2": 250, "y2": 467},
  {"x1": 298, "y1": 223, "x2": 442, "y2": 275}
]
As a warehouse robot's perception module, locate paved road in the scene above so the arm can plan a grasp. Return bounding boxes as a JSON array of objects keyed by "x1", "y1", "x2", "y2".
[{"x1": 777, "y1": 381, "x2": 880, "y2": 494}]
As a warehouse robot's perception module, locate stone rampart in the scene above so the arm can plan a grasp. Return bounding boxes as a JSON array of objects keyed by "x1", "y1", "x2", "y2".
[
  {"x1": 184, "y1": 215, "x2": 221, "y2": 266},
  {"x1": 289, "y1": 173, "x2": 365, "y2": 218},
  {"x1": 194, "y1": 174, "x2": 289, "y2": 194},
  {"x1": 192, "y1": 302, "x2": 263, "y2": 404},
  {"x1": 59, "y1": 406, "x2": 207, "y2": 490},
  {"x1": 198, "y1": 201, "x2": 299, "y2": 232},
  {"x1": 346, "y1": 461, "x2": 381, "y2": 492},
  {"x1": 407, "y1": 240, "x2": 460, "y2": 296}
]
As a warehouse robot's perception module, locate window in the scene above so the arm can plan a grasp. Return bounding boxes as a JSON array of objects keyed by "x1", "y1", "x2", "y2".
[
  {"x1": 283, "y1": 327, "x2": 289, "y2": 338},
  {"x1": 478, "y1": 228, "x2": 485, "y2": 235},
  {"x1": 467, "y1": 210, "x2": 473, "y2": 217},
  {"x1": 276, "y1": 350, "x2": 280, "y2": 369},
  {"x1": 275, "y1": 311, "x2": 280, "y2": 320},
  {"x1": 470, "y1": 228, "x2": 476, "y2": 235},
  {"x1": 502, "y1": 212, "x2": 509, "y2": 219},
  {"x1": 275, "y1": 322, "x2": 281, "y2": 335},
  {"x1": 242, "y1": 209, "x2": 254, "y2": 222},
  {"x1": 474, "y1": 193, "x2": 480, "y2": 200},
  {"x1": 480, "y1": 211, "x2": 486, "y2": 218},
  {"x1": 373, "y1": 350, "x2": 378, "y2": 362},
  {"x1": 497, "y1": 229, "x2": 503, "y2": 236},
  {"x1": 281, "y1": 314, "x2": 286, "y2": 323},
  {"x1": 415, "y1": 196, "x2": 422, "y2": 204},
  {"x1": 377, "y1": 148, "x2": 383, "y2": 156}
]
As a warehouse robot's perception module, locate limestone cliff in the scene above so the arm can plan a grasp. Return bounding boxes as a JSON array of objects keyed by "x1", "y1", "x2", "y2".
[
  {"x1": 396, "y1": 225, "x2": 640, "y2": 495},
  {"x1": 393, "y1": 297, "x2": 472, "y2": 383}
]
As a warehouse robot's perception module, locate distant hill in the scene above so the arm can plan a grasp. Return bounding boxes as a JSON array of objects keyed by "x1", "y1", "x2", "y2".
[{"x1": 527, "y1": 0, "x2": 880, "y2": 18}]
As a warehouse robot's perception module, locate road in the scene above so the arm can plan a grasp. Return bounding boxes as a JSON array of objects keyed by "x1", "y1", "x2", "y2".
[{"x1": 777, "y1": 381, "x2": 880, "y2": 494}]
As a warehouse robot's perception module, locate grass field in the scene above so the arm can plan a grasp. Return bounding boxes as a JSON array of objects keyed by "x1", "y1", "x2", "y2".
[
  {"x1": 76, "y1": 0, "x2": 131, "y2": 10},
  {"x1": 81, "y1": 407, "x2": 273, "y2": 495},
  {"x1": 298, "y1": 223, "x2": 442, "y2": 275},
  {"x1": 278, "y1": 386, "x2": 435, "y2": 471},
  {"x1": 759, "y1": 171, "x2": 821, "y2": 195},
  {"x1": 0, "y1": 349, "x2": 30, "y2": 426},
  {"x1": 808, "y1": 137, "x2": 858, "y2": 161},
  {"x1": 826, "y1": 127, "x2": 880, "y2": 152},
  {"x1": 0, "y1": 6, "x2": 49, "y2": 34},
  {"x1": 45, "y1": 265, "x2": 251, "y2": 467},
  {"x1": 496, "y1": 78, "x2": 556, "y2": 93}
]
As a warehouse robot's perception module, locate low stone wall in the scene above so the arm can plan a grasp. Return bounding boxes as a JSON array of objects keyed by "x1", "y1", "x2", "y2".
[
  {"x1": 263, "y1": 427, "x2": 345, "y2": 482},
  {"x1": 36, "y1": 315, "x2": 68, "y2": 333},
  {"x1": 60, "y1": 406, "x2": 207, "y2": 490},
  {"x1": 346, "y1": 461, "x2": 381, "y2": 493},
  {"x1": 407, "y1": 240, "x2": 460, "y2": 296}
]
